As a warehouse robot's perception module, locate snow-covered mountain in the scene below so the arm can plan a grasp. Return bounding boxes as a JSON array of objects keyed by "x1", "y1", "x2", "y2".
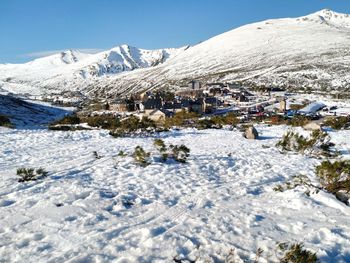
[
  {"x1": 0, "y1": 45, "x2": 188, "y2": 96},
  {"x1": 1, "y1": 9, "x2": 350, "y2": 97}
]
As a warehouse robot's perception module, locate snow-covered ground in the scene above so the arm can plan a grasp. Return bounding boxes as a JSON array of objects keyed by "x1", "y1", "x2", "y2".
[{"x1": 1, "y1": 124, "x2": 350, "y2": 262}]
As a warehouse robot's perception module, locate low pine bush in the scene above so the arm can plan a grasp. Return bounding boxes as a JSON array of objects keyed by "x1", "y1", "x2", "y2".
[
  {"x1": 323, "y1": 116, "x2": 350, "y2": 130},
  {"x1": 0, "y1": 115, "x2": 13, "y2": 128},
  {"x1": 169, "y1": 144, "x2": 190, "y2": 163},
  {"x1": 16, "y1": 168, "x2": 48, "y2": 182},
  {"x1": 153, "y1": 139, "x2": 190, "y2": 163},
  {"x1": 316, "y1": 160, "x2": 350, "y2": 196},
  {"x1": 53, "y1": 114, "x2": 80, "y2": 125},
  {"x1": 132, "y1": 146, "x2": 151, "y2": 167},
  {"x1": 83, "y1": 115, "x2": 120, "y2": 129},
  {"x1": 278, "y1": 243, "x2": 318, "y2": 263},
  {"x1": 276, "y1": 130, "x2": 336, "y2": 157}
]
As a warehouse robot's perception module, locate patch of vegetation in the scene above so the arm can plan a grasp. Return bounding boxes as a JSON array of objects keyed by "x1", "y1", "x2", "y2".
[
  {"x1": 273, "y1": 174, "x2": 320, "y2": 197},
  {"x1": 154, "y1": 139, "x2": 190, "y2": 163},
  {"x1": 286, "y1": 115, "x2": 311, "y2": 127},
  {"x1": 316, "y1": 160, "x2": 350, "y2": 203},
  {"x1": 48, "y1": 125, "x2": 90, "y2": 131},
  {"x1": 197, "y1": 113, "x2": 240, "y2": 129},
  {"x1": 81, "y1": 115, "x2": 120, "y2": 129},
  {"x1": 276, "y1": 130, "x2": 336, "y2": 157},
  {"x1": 164, "y1": 110, "x2": 200, "y2": 128},
  {"x1": 52, "y1": 114, "x2": 80, "y2": 125},
  {"x1": 0, "y1": 115, "x2": 13, "y2": 128},
  {"x1": 323, "y1": 116, "x2": 350, "y2": 130},
  {"x1": 154, "y1": 139, "x2": 168, "y2": 161},
  {"x1": 16, "y1": 167, "x2": 48, "y2": 182},
  {"x1": 169, "y1": 144, "x2": 190, "y2": 163},
  {"x1": 109, "y1": 116, "x2": 157, "y2": 137},
  {"x1": 173, "y1": 242, "x2": 317, "y2": 262},
  {"x1": 132, "y1": 146, "x2": 151, "y2": 167},
  {"x1": 278, "y1": 243, "x2": 318, "y2": 263},
  {"x1": 117, "y1": 150, "x2": 128, "y2": 157}
]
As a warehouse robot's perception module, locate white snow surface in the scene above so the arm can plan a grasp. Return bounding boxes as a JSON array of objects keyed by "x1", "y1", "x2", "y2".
[
  {"x1": 1, "y1": 9, "x2": 350, "y2": 96},
  {"x1": 1, "y1": 124, "x2": 350, "y2": 262}
]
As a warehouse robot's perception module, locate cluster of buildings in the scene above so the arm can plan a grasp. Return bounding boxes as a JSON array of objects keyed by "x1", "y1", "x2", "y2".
[{"x1": 105, "y1": 80, "x2": 285, "y2": 122}]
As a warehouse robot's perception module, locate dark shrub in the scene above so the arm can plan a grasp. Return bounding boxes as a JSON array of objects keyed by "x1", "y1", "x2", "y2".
[
  {"x1": 323, "y1": 116, "x2": 350, "y2": 130},
  {"x1": 82, "y1": 115, "x2": 120, "y2": 129},
  {"x1": 53, "y1": 114, "x2": 80, "y2": 125},
  {"x1": 277, "y1": 130, "x2": 336, "y2": 157},
  {"x1": 17, "y1": 168, "x2": 48, "y2": 182},
  {"x1": 169, "y1": 144, "x2": 190, "y2": 163},
  {"x1": 279, "y1": 243, "x2": 318, "y2": 263},
  {"x1": 316, "y1": 160, "x2": 350, "y2": 195},
  {"x1": 287, "y1": 115, "x2": 311, "y2": 127},
  {"x1": 0, "y1": 115, "x2": 13, "y2": 128},
  {"x1": 132, "y1": 146, "x2": 151, "y2": 167}
]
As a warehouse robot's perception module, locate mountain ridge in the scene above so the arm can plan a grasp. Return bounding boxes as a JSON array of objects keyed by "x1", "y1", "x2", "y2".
[{"x1": 1, "y1": 9, "x2": 350, "y2": 97}]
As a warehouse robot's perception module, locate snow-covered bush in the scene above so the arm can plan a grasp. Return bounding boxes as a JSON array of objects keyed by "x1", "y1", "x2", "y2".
[
  {"x1": 132, "y1": 146, "x2": 151, "y2": 167},
  {"x1": 154, "y1": 139, "x2": 190, "y2": 163},
  {"x1": 276, "y1": 130, "x2": 336, "y2": 157},
  {"x1": 154, "y1": 139, "x2": 168, "y2": 161},
  {"x1": 16, "y1": 168, "x2": 48, "y2": 182},
  {"x1": 273, "y1": 174, "x2": 319, "y2": 195},
  {"x1": 169, "y1": 144, "x2": 190, "y2": 163},
  {"x1": 278, "y1": 243, "x2": 318, "y2": 263},
  {"x1": 316, "y1": 160, "x2": 350, "y2": 198}
]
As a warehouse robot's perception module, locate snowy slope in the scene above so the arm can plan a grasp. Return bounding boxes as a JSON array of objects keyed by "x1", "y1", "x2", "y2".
[
  {"x1": 99, "y1": 9, "x2": 350, "y2": 95},
  {"x1": 0, "y1": 94, "x2": 72, "y2": 128},
  {"x1": 0, "y1": 45, "x2": 188, "y2": 96},
  {"x1": 1, "y1": 125, "x2": 350, "y2": 262},
  {"x1": 1, "y1": 9, "x2": 350, "y2": 97}
]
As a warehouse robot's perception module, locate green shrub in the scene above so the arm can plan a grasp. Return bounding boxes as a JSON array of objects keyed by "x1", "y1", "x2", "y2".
[
  {"x1": 48, "y1": 125, "x2": 90, "y2": 131},
  {"x1": 53, "y1": 114, "x2": 80, "y2": 125},
  {"x1": 278, "y1": 243, "x2": 318, "y2": 263},
  {"x1": 0, "y1": 115, "x2": 13, "y2": 128},
  {"x1": 117, "y1": 150, "x2": 128, "y2": 157},
  {"x1": 109, "y1": 116, "x2": 156, "y2": 137},
  {"x1": 316, "y1": 160, "x2": 350, "y2": 195},
  {"x1": 132, "y1": 146, "x2": 151, "y2": 167},
  {"x1": 276, "y1": 130, "x2": 335, "y2": 157},
  {"x1": 16, "y1": 168, "x2": 48, "y2": 182},
  {"x1": 82, "y1": 115, "x2": 120, "y2": 129},
  {"x1": 164, "y1": 109, "x2": 200, "y2": 128},
  {"x1": 323, "y1": 117, "x2": 350, "y2": 130},
  {"x1": 169, "y1": 144, "x2": 190, "y2": 163},
  {"x1": 154, "y1": 139, "x2": 190, "y2": 163},
  {"x1": 287, "y1": 115, "x2": 311, "y2": 127}
]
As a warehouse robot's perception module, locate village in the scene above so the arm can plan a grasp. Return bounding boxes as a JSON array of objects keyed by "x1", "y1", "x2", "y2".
[{"x1": 54, "y1": 80, "x2": 345, "y2": 127}]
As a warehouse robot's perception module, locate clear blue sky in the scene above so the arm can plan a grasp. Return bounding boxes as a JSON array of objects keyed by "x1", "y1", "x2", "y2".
[{"x1": 1, "y1": 0, "x2": 349, "y2": 63}]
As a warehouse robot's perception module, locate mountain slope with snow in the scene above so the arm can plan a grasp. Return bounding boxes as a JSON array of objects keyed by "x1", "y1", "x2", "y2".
[
  {"x1": 1, "y1": 9, "x2": 350, "y2": 97},
  {"x1": 0, "y1": 45, "x2": 188, "y2": 95}
]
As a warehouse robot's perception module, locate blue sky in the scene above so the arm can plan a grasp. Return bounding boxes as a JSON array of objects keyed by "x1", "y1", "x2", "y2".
[{"x1": 1, "y1": 0, "x2": 349, "y2": 63}]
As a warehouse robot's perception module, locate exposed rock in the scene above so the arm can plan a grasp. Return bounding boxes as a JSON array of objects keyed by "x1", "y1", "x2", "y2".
[
  {"x1": 303, "y1": 122, "x2": 323, "y2": 131},
  {"x1": 244, "y1": 126, "x2": 259, "y2": 139}
]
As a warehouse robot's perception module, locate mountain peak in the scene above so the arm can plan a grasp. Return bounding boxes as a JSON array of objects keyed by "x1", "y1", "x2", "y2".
[{"x1": 301, "y1": 9, "x2": 350, "y2": 28}]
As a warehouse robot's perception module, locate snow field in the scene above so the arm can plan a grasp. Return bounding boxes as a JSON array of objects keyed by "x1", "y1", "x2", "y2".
[{"x1": 0, "y1": 126, "x2": 350, "y2": 262}]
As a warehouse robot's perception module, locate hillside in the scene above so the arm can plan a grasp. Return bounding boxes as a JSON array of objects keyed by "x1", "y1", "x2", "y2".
[{"x1": 1, "y1": 9, "x2": 350, "y2": 97}]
